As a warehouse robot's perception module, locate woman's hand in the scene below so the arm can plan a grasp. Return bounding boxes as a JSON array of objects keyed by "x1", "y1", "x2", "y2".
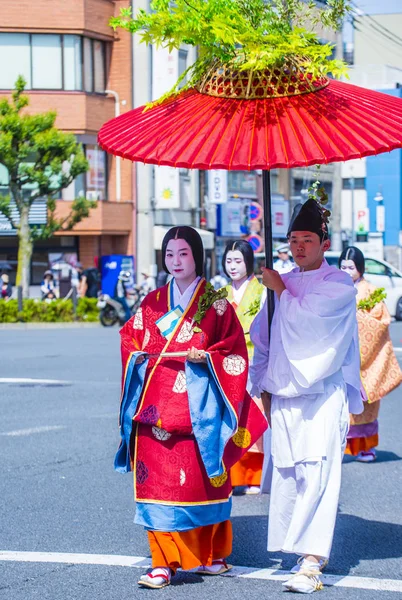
[
  {"x1": 186, "y1": 347, "x2": 207, "y2": 363},
  {"x1": 261, "y1": 268, "x2": 286, "y2": 298},
  {"x1": 135, "y1": 354, "x2": 146, "y2": 365}
]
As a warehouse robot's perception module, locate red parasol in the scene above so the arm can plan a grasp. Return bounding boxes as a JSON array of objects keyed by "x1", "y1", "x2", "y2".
[
  {"x1": 98, "y1": 65, "x2": 402, "y2": 321},
  {"x1": 99, "y1": 82, "x2": 402, "y2": 170}
]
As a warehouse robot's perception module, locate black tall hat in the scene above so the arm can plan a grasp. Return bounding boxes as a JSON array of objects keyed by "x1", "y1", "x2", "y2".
[{"x1": 287, "y1": 198, "x2": 329, "y2": 240}]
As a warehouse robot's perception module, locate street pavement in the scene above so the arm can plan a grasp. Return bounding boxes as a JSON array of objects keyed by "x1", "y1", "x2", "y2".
[{"x1": 1, "y1": 324, "x2": 402, "y2": 600}]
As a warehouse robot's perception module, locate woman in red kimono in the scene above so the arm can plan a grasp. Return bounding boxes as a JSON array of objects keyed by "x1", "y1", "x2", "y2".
[{"x1": 116, "y1": 226, "x2": 266, "y2": 589}]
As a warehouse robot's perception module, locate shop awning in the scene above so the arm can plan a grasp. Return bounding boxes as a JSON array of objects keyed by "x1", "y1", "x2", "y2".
[{"x1": 153, "y1": 225, "x2": 215, "y2": 250}]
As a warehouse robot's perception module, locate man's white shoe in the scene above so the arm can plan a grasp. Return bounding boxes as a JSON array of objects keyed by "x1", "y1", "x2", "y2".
[
  {"x1": 138, "y1": 567, "x2": 171, "y2": 589},
  {"x1": 283, "y1": 569, "x2": 324, "y2": 594},
  {"x1": 245, "y1": 485, "x2": 261, "y2": 495},
  {"x1": 290, "y1": 557, "x2": 328, "y2": 574}
]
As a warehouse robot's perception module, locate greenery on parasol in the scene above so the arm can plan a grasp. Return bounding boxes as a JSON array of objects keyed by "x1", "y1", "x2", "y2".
[{"x1": 111, "y1": 0, "x2": 351, "y2": 104}]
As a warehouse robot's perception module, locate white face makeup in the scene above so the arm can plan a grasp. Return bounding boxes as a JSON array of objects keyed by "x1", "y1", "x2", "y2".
[
  {"x1": 340, "y1": 259, "x2": 360, "y2": 282},
  {"x1": 225, "y1": 250, "x2": 248, "y2": 282},
  {"x1": 165, "y1": 239, "x2": 196, "y2": 283}
]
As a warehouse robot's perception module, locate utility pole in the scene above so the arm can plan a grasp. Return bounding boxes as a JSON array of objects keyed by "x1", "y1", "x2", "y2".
[{"x1": 132, "y1": 0, "x2": 156, "y2": 282}]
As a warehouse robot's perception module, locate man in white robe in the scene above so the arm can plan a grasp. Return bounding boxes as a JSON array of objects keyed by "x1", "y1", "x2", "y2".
[{"x1": 250, "y1": 198, "x2": 363, "y2": 594}]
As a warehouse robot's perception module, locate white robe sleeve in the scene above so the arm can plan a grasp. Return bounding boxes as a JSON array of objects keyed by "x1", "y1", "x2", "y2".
[
  {"x1": 278, "y1": 272, "x2": 358, "y2": 388},
  {"x1": 249, "y1": 302, "x2": 270, "y2": 395}
]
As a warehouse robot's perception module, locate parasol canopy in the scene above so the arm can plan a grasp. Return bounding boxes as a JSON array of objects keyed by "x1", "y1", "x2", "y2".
[
  {"x1": 99, "y1": 66, "x2": 402, "y2": 170},
  {"x1": 98, "y1": 62, "x2": 402, "y2": 324}
]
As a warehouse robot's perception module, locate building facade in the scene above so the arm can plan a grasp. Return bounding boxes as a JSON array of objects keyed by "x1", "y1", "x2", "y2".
[
  {"x1": 341, "y1": 11, "x2": 402, "y2": 267},
  {"x1": 0, "y1": 0, "x2": 135, "y2": 285}
]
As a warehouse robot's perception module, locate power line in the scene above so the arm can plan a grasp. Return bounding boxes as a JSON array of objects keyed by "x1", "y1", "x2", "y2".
[
  {"x1": 350, "y1": 1, "x2": 402, "y2": 48},
  {"x1": 352, "y1": 15, "x2": 402, "y2": 51}
]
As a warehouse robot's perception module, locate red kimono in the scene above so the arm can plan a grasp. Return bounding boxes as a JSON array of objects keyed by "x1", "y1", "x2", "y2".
[{"x1": 117, "y1": 278, "x2": 267, "y2": 532}]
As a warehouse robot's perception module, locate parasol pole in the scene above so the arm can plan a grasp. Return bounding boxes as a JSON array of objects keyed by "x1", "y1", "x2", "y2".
[{"x1": 262, "y1": 170, "x2": 275, "y2": 326}]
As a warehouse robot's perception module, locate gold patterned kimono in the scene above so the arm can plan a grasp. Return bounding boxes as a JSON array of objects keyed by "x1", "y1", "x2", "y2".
[{"x1": 347, "y1": 278, "x2": 402, "y2": 454}]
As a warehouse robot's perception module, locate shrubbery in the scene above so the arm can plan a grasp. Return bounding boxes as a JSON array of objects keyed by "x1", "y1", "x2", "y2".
[{"x1": 0, "y1": 298, "x2": 99, "y2": 323}]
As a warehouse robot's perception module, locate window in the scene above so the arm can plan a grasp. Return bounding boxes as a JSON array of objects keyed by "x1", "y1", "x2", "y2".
[
  {"x1": 228, "y1": 171, "x2": 258, "y2": 195},
  {"x1": 342, "y1": 178, "x2": 366, "y2": 190},
  {"x1": 62, "y1": 144, "x2": 107, "y2": 201},
  {"x1": 32, "y1": 35, "x2": 62, "y2": 89},
  {"x1": 178, "y1": 50, "x2": 188, "y2": 89},
  {"x1": 0, "y1": 33, "x2": 105, "y2": 93},
  {"x1": 365, "y1": 259, "x2": 387, "y2": 276},
  {"x1": 64, "y1": 36, "x2": 82, "y2": 91},
  {"x1": 83, "y1": 38, "x2": 94, "y2": 93},
  {"x1": 0, "y1": 33, "x2": 31, "y2": 88},
  {"x1": 85, "y1": 145, "x2": 107, "y2": 200},
  {"x1": 94, "y1": 40, "x2": 105, "y2": 93}
]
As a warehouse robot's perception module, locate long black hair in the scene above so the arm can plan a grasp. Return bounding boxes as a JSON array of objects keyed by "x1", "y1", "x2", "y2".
[
  {"x1": 222, "y1": 239, "x2": 254, "y2": 278},
  {"x1": 339, "y1": 246, "x2": 365, "y2": 276},
  {"x1": 161, "y1": 226, "x2": 204, "y2": 276}
]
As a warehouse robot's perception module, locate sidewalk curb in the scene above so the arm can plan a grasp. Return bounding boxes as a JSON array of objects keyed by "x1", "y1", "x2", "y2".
[{"x1": 0, "y1": 322, "x2": 103, "y2": 330}]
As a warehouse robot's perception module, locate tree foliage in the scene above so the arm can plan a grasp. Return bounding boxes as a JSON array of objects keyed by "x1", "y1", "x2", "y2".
[
  {"x1": 111, "y1": 0, "x2": 351, "y2": 103},
  {"x1": 0, "y1": 76, "x2": 95, "y2": 240}
]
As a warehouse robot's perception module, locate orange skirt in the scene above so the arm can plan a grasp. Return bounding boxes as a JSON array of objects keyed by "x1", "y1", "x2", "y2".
[
  {"x1": 345, "y1": 434, "x2": 379, "y2": 456},
  {"x1": 147, "y1": 520, "x2": 232, "y2": 572},
  {"x1": 230, "y1": 451, "x2": 264, "y2": 487}
]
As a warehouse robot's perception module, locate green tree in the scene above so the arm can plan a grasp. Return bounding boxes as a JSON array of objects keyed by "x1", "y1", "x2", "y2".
[{"x1": 0, "y1": 77, "x2": 96, "y2": 297}]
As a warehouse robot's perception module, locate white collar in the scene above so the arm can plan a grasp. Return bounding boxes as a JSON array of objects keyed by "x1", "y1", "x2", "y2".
[
  {"x1": 173, "y1": 276, "x2": 201, "y2": 309},
  {"x1": 232, "y1": 275, "x2": 252, "y2": 304}
]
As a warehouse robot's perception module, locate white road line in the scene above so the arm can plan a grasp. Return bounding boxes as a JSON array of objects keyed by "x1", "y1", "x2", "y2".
[
  {"x1": 0, "y1": 426, "x2": 65, "y2": 437},
  {"x1": 0, "y1": 551, "x2": 401, "y2": 592},
  {"x1": 0, "y1": 378, "x2": 71, "y2": 385},
  {"x1": 394, "y1": 347, "x2": 402, "y2": 352}
]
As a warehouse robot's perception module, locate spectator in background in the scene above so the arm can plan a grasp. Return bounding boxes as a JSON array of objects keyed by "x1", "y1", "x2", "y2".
[
  {"x1": 156, "y1": 269, "x2": 169, "y2": 288},
  {"x1": 1, "y1": 273, "x2": 12, "y2": 300},
  {"x1": 77, "y1": 262, "x2": 100, "y2": 298},
  {"x1": 210, "y1": 270, "x2": 228, "y2": 291},
  {"x1": 41, "y1": 270, "x2": 57, "y2": 300},
  {"x1": 273, "y1": 243, "x2": 294, "y2": 275},
  {"x1": 140, "y1": 268, "x2": 156, "y2": 294}
]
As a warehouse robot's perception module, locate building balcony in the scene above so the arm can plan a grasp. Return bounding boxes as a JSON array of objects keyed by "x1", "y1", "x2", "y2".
[
  {"x1": 54, "y1": 199, "x2": 133, "y2": 236},
  {"x1": 0, "y1": 90, "x2": 114, "y2": 136},
  {"x1": 0, "y1": 0, "x2": 116, "y2": 41}
]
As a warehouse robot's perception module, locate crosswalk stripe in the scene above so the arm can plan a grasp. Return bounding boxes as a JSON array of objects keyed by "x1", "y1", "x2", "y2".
[{"x1": 0, "y1": 551, "x2": 401, "y2": 592}]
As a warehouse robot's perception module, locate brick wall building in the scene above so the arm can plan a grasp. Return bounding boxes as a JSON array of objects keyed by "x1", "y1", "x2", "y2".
[{"x1": 0, "y1": 0, "x2": 135, "y2": 285}]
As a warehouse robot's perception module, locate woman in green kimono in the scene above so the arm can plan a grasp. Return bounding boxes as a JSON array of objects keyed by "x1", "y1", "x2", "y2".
[{"x1": 222, "y1": 240, "x2": 265, "y2": 494}]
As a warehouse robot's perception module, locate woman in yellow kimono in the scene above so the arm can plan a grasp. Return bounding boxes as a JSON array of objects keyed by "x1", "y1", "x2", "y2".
[
  {"x1": 222, "y1": 240, "x2": 266, "y2": 492},
  {"x1": 340, "y1": 246, "x2": 402, "y2": 462}
]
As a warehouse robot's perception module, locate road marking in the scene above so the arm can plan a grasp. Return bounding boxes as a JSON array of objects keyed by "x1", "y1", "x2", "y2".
[
  {"x1": 0, "y1": 551, "x2": 401, "y2": 592},
  {"x1": 394, "y1": 347, "x2": 402, "y2": 352},
  {"x1": 0, "y1": 378, "x2": 71, "y2": 385},
  {"x1": 0, "y1": 426, "x2": 65, "y2": 437}
]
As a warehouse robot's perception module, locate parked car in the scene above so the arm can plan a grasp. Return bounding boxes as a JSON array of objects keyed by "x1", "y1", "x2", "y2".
[
  {"x1": 254, "y1": 250, "x2": 402, "y2": 320},
  {"x1": 325, "y1": 251, "x2": 402, "y2": 320}
]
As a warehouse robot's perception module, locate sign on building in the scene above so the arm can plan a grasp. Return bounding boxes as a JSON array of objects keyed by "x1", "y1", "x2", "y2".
[
  {"x1": 217, "y1": 196, "x2": 253, "y2": 237},
  {"x1": 355, "y1": 207, "x2": 370, "y2": 233},
  {"x1": 152, "y1": 45, "x2": 180, "y2": 209},
  {"x1": 208, "y1": 170, "x2": 228, "y2": 204},
  {"x1": 271, "y1": 194, "x2": 289, "y2": 237}
]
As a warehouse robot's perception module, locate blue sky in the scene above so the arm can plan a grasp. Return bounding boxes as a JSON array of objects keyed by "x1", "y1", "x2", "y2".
[{"x1": 353, "y1": 0, "x2": 402, "y2": 14}]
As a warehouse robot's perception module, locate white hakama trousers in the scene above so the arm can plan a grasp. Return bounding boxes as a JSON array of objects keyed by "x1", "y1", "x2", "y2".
[
  {"x1": 267, "y1": 381, "x2": 349, "y2": 560},
  {"x1": 268, "y1": 457, "x2": 342, "y2": 559}
]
